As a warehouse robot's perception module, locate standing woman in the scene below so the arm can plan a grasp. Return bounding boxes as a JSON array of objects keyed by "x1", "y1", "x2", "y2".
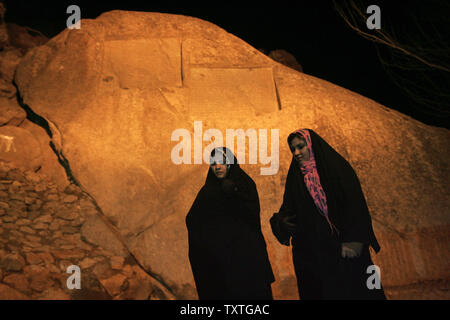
[
  {"x1": 270, "y1": 129, "x2": 386, "y2": 300},
  {"x1": 186, "y1": 147, "x2": 275, "y2": 300}
]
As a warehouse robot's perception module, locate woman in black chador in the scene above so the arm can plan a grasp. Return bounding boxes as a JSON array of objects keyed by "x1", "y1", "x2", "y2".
[
  {"x1": 186, "y1": 147, "x2": 275, "y2": 300},
  {"x1": 271, "y1": 129, "x2": 386, "y2": 300}
]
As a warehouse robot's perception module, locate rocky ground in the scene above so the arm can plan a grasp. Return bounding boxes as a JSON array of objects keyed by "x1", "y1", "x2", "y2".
[{"x1": 0, "y1": 161, "x2": 174, "y2": 300}]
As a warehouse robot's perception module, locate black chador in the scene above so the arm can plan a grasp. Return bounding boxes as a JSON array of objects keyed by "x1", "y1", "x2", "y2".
[
  {"x1": 186, "y1": 147, "x2": 275, "y2": 300},
  {"x1": 271, "y1": 129, "x2": 386, "y2": 300}
]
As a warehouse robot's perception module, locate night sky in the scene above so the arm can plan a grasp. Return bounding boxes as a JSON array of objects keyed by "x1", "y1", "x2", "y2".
[{"x1": 3, "y1": 1, "x2": 449, "y2": 128}]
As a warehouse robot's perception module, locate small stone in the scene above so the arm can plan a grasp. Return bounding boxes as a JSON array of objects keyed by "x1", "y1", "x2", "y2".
[
  {"x1": 25, "y1": 235, "x2": 41, "y2": 243},
  {"x1": 46, "y1": 194, "x2": 58, "y2": 201},
  {"x1": 37, "y1": 288, "x2": 70, "y2": 300},
  {"x1": 24, "y1": 171, "x2": 41, "y2": 184},
  {"x1": 7, "y1": 170, "x2": 26, "y2": 182},
  {"x1": 48, "y1": 220, "x2": 60, "y2": 231},
  {"x1": 38, "y1": 230, "x2": 50, "y2": 237},
  {"x1": 0, "y1": 201, "x2": 9, "y2": 209},
  {"x1": 0, "y1": 283, "x2": 30, "y2": 299},
  {"x1": 92, "y1": 261, "x2": 115, "y2": 280},
  {"x1": 62, "y1": 234, "x2": 81, "y2": 244},
  {"x1": 2, "y1": 216, "x2": 17, "y2": 223},
  {"x1": 11, "y1": 181, "x2": 23, "y2": 188},
  {"x1": 33, "y1": 223, "x2": 49, "y2": 230},
  {"x1": 37, "y1": 252, "x2": 54, "y2": 265},
  {"x1": 6, "y1": 244, "x2": 20, "y2": 252},
  {"x1": 79, "y1": 257, "x2": 97, "y2": 269},
  {"x1": 2, "y1": 223, "x2": 17, "y2": 229},
  {"x1": 99, "y1": 273, "x2": 127, "y2": 297},
  {"x1": 34, "y1": 214, "x2": 53, "y2": 224},
  {"x1": 10, "y1": 199, "x2": 26, "y2": 210},
  {"x1": 10, "y1": 193, "x2": 25, "y2": 201},
  {"x1": 32, "y1": 245, "x2": 51, "y2": 253},
  {"x1": 0, "y1": 191, "x2": 7, "y2": 197},
  {"x1": 30, "y1": 277, "x2": 54, "y2": 292},
  {"x1": 27, "y1": 211, "x2": 40, "y2": 220},
  {"x1": 55, "y1": 210, "x2": 78, "y2": 221},
  {"x1": 34, "y1": 184, "x2": 46, "y2": 193},
  {"x1": 0, "y1": 252, "x2": 26, "y2": 271},
  {"x1": 53, "y1": 248, "x2": 86, "y2": 260},
  {"x1": 70, "y1": 217, "x2": 84, "y2": 227},
  {"x1": 64, "y1": 184, "x2": 81, "y2": 195},
  {"x1": 29, "y1": 199, "x2": 43, "y2": 211},
  {"x1": 19, "y1": 226, "x2": 36, "y2": 234},
  {"x1": 27, "y1": 192, "x2": 38, "y2": 198},
  {"x1": 61, "y1": 226, "x2": 78, "y2": 234},
  {"x1": 24, "y1": 197, "x2": 35, "y2": 205},
  {"x1": 22, "y1": 241, "x2": 41, "y2": 248},
  {"x1": 121, "y1": 264, "x2": 134, "y2": 278},
  {"x1": 63, "y1": 195, "x2": 78, "y2": 203},
  {"x1": 47, "y1": 264, "x2": 59, "y2": 273},
  {"x1": 9, "y1": 230, "x2": 23, "y2": 238},
  {"x1": 52, "y1": 230, "x2": 63, "y2": 239},
  {"x1": 110, "y1": 256, "x2": 125, "y2": 270},
  {"x1": 19, "y1": 211, "x2": 28, "y2": 218},
  {"x1": 16, "y1": 218, "x2": 32, "y2": 226},
  {"x1": 3, "y1": 273, "x2": 29, "y2": 293},
  {"x1": 60, "y1": 244, "x2": 76, "y2": 250},
  {"x1": 59, "y1": 260, "x2": 73, "y2": 272},
  {"x1": 25, "y1": 265, "x2": 52, "y2": 293},
  {"x1": 0, "y1": 208, "x2": 4, "y2": 216},
  {"x1": 25, "y1": 252, "x2": 43, "y2": 265}
]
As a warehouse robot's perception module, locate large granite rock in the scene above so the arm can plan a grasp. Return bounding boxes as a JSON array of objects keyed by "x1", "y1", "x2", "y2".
[{"x1": 14, "y1": 11, "x2": 450, "y2": 299}]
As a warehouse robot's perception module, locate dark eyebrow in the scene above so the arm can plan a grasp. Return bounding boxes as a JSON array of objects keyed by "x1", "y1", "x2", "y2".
[{"x1": 290, "y1": 142, "x2": 305, "y2": 149}]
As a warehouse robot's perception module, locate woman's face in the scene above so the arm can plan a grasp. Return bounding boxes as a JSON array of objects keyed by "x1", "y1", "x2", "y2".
[
  {"x1": 210, "y1": 153, "x2": 229, "y2": 179},
  {"x1": 211, "y1": 163, "x2": 228, "y2": 179},
  {"x1": 289, "y1": 136, "x2": 310, "y2": 165}
]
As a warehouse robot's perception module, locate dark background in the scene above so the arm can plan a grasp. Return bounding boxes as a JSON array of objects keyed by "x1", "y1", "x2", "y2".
[{"x1": 3, "y1": 1, "x2": 448, "y2": 128}]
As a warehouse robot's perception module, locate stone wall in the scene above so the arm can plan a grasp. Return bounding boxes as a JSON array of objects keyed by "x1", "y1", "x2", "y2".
[{"x1": 0, "y1": 161, "x2": 174, "y2": 299}]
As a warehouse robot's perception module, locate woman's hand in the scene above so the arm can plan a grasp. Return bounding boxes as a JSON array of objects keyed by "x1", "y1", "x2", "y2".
[
  {"x1": 221, "y1": 178, "x2": 237, "y2": 195},
  {"x1": 280, "y1": 213, "x2": 297, "y2": 234},
  {"x1": 341, "y1": 242, "x2": 364, "y2": 258}
]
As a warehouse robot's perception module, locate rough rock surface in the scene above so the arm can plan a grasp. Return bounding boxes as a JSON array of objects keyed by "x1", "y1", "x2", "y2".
[
  {"x1": 269, "y1": 49, "x2": 303, "y2": 72},
  {"x1": 9, "y1": 11, "x2": 450, "y2": 299},
  {"x1": 0, "y1": 125, "x2": 42, "y2": 171},
  {"x1": 0, "y1": 161, "x2": 175, "y2": 300}
]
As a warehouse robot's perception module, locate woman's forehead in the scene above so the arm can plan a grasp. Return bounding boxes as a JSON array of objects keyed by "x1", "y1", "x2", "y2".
[
  {"x1": 291, "y1": 135, "x2": 306, "y2": 144},
  {"x1": 210, "y1": 153, "x2": 227, "y2": 162}
]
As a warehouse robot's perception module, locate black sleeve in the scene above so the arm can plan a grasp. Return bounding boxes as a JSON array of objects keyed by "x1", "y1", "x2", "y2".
[
  {"x1": 221, "y1": 168, "x2": 262, "y2": 233},
  {"x1": 338, "y1": 161, "x2": 373, "y2": 244},
  {"x1": 270, "y1": 174, "x2": 295, "y2": 246},
  {"x1": 185, "y1": 188, "x2": 203, "y2": 232}
]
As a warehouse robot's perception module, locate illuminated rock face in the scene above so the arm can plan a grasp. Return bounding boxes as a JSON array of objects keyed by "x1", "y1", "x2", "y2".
[
  {"x1": 0, "y1": 126, "x2": 42, "y2": 171},
  {"x1": 13, "y1": 11, "x2": 450, "y2": 299}
]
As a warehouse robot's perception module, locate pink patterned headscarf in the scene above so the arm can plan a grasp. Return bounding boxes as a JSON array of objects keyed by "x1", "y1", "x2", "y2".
[{"x1": 292, "y1": 129, "x2": 338, "y2": 235}]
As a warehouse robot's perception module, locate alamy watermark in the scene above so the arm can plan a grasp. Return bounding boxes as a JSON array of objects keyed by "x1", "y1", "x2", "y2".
[
  {"x1": 366, "y1": 264, "x2": 382, "y2": 290},
  {"x1": 366, "y1": 5, "x2": 381, "y2": 30},
  {"x1": 171, "y1": 121, "x2": 279, "y2": 175},
  {"x1": 66, "y1": 265, "x2": 81, "y2": 289},
  {"x1": 66, "y1": 5, "x2": 81, "y2": 29}
]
